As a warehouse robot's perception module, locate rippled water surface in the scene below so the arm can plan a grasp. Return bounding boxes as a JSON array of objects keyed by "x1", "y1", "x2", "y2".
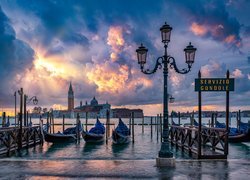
[{"x1": 0, "y1": 117, "x2": 249, "y2": 179}]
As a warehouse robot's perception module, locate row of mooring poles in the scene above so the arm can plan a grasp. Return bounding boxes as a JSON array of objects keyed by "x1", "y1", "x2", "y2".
[{"x1": 154, "y1": 114, "x2": 163, "y2": 142}]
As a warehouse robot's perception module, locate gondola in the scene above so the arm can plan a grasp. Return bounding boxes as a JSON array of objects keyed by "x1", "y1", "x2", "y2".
[
  {"x1": 215, "y1": 120, "x2": 250, "y2": 143},
  {"x1": 82, "y1": 118, "x2": 105, "y2": 143},
  {"x1": 112, "y1": 118, "x2": 130, "y2": 144},
  {"x1": 43, "y1": 122, "x2": 81, "y2": 143}
]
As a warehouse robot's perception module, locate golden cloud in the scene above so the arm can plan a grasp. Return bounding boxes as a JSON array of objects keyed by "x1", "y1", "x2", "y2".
[
  {"x1": 86, "y1": 62, "x2": 152, "y2": 95},
  {"x1": 107, "y1": 26, "x2": 125, "y2": 62},
  {"x1": 190, "y1": 22, "x2": 208, "y2": 36}
]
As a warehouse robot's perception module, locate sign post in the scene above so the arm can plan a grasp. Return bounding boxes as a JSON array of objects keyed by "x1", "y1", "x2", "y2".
[{"x1": 194, "y1": 70, "x2": 234, "y2": 159}]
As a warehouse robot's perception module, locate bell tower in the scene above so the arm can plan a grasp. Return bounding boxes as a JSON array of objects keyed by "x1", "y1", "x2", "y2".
[{"x1": 68, "y1": 82, "x2": 74, "y2": 111}]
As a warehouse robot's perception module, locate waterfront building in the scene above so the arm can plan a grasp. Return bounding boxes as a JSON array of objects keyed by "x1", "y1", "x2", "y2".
[
  {"x1": 112, "y1": 108, "x2": 143, "y2": 118},
  {"x1": 74, "y1": 97, "x2": 111, "y2": 118}
]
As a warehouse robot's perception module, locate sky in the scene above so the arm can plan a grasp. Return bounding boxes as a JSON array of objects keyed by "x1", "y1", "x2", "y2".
[{"x1": 0, "y1": 0, "x2": 250, "y2": 116}]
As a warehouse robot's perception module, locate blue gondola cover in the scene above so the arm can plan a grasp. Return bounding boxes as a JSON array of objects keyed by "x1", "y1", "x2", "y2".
[
  {"x1": 89, "y1": 118, "x2": 105, "y2": 134},
  {"x1": 115, "y1": 118, "x2": 130, "y2": 136}
]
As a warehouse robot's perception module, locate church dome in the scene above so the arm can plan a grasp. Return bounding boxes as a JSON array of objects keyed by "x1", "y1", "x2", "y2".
[{"x1": 90, "y1": 97, "x2": 98, "y2": 106}]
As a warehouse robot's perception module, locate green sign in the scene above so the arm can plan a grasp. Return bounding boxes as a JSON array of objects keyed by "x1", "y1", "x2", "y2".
[{"x1": 195, "y1": 78, "x2": 234, "y2": 91}]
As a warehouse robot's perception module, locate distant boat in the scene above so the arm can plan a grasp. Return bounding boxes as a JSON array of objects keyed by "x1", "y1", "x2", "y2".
[
  {"x1": 82, "y1": 118, "x2": 105, "y2": 143},
  {"x1": 215, "y1": 120, "x2": 250, "y2": 143},
  {"x1": 112, "y1": 118, "x2": 130, "y2": 144},
  {"x1": 42, "y1": 122, "x2": 80, "y2": 143}
]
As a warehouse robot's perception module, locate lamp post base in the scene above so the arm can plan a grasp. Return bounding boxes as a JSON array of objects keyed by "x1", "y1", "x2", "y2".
[
  {"x1": 158, "y1": 142, "x2": 173, "y2": 158},
  {"x1": 156, "y1": 142, "x2": 175, "y2": 167},
  {"x1": 156, "y1": 157, "x2": 175, "y2": 167}
]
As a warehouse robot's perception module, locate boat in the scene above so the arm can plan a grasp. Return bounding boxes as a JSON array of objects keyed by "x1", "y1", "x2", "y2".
[
  {"x1": 171, "y1": 120, "x2": 180, "y2": 126},
  {"x1": 42, "y1": 122, "x2": 81, "y2": 143},
  {"x1": 112, "y1": 118, "x2": 130, "y2": 144},
  {"x1": 215, "y1": 120, "x2": 250, "y2": 143},
  {"x1": 82, "y1": 118, "x2": 105, "y2": 143}
]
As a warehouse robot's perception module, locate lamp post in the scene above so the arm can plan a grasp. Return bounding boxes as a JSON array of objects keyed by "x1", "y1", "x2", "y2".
[
  {"x1": 24, "y1": 95, "x2": 38, "y2": 126},
  {"x1": 136, "y1": 22, "x2": 196, "y2": 163},
  {"x1": 14, "y1": 91, "x2": 17, "y2": 127}
]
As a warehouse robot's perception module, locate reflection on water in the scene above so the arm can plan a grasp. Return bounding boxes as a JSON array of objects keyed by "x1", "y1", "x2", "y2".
[
  {"x1": 83, "y1": 141, "x2": 104, "y2": 154},
  {"x1": 0, "y1": 159, "x2": 249, "y2": 179},
  {"x1": 0, "y1": 118, "x2": 250, "y2": 179},
  {"x1": 111, "y1": 143, "x2": 130, "y2": 157},
  {"x1": 157, "y1": 160, "x2": 230, "y2": 180}
]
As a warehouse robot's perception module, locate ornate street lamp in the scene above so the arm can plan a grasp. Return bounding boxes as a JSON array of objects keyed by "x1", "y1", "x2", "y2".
[{"x1": 136, "y1": 22, "x2": 196, "y2": 162}]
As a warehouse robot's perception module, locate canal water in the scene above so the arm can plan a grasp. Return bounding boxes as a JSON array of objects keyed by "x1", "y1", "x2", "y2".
[{"x1": 0, "y1": 117, "x2": 249, "y2": 179}]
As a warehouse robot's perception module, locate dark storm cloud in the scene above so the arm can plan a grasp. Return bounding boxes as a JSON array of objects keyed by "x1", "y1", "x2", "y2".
[
  {"x1": 13, "y1": 0, "x2": 164, "y2": 47},
  {"x1": 170, "y1": 0, "x2": 242, "y2": 50},
  {"x1": 0, "y1": 6, "x2": 35, "y2": 106},
  {"x1": 243, "y1": 26, "x2": 250, "y2": 36}
]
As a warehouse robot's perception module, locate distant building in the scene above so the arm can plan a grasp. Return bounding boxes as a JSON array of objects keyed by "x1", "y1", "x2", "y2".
[
  {"x1": 68, "y1": 82, "x2": 74, "y2": 111},
  {"x1": 47, "y1": 83, "x2": 111, "y2": 119},
  {"x1": 74, "y1": 97, "x2": 111, "y2": 118},
  {"x1": 112, "y1": 108, "x2": 143, "y2": 118}
]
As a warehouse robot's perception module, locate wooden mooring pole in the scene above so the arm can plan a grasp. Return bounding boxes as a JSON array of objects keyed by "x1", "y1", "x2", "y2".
[
  {"x1": 156, "y1": 114, "x2": 159, "y2": 142},
  {"x1": 142, "y1": 116, "x2": 144, "y2": 134},
  {"x1": 129, "y1": 116, "x2": 131, "y2": 132},
  {"x1": 52, "y1": 113, "x2": 55, "y2": 134},
  {"x1": 160, "y1": 113, "x2": 162, "y2": 142},
  {"x1": 18, "y1": 88, "x2": 23, "y2": 150},
  {"x1": 132, "y1": 112, "x2": 135, "y2": 143},
  {"x1": 178, "y1": 112, "x2": 181, "y2": 125},
  {"x1": 14, "y1": 91, "x2": 17, "y2": 127},
  {"x1": 225, "y1": 70, "x2": 230, "y2": 156},
  {"x1": 211, "y1": 113, "x2": 214, "y2": 127},
  {"x1": 150, "y1": 117, "x2": 153, "y2": 139},
  {"x1": 24, "y1": 94, "x2": 27, "y2": 127},
  {"x1": 198, "y1": 71, "x2": 202, "y2": 158},
  {"x1": 76, "y1": 113, "x2": 80, "y2": 143},
  {"x1": 85, "y1": 112, "x2": 88, "y2": 131},
  {"x1": 2, "y1": 112, "x2": 6, "y2": 127},
  {"x1": 106, "y1": 110, "x2": 110, "y2": 144},
  {"x1": 62, "y1": 114, "x2": 65, "y2": 132},
  {"x1": 49, "y1": 113, "x2": 52, "y2": 134},
  {"x1": 155, "y1": 116, "x2": 157, "y2": 132}
]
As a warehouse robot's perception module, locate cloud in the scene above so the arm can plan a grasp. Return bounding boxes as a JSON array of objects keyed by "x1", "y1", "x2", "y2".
[
  {"x1": 200, "y1": 60, "x2": 226, "y2": 77},
  {"x1": 172, "y1": 0, "x2": 242, "y2": 50},
  {"x1": 0, "y1": 6, "x2": 35, "y2": 107},
  {"x1": 190, "y1": 22, "x2": 208, "y2": 36},
  {"x1": 107, "y1": 26, "x2": 125, "y2": 62},
  {"x1": 231, "y1": 69, "x2": 244, "y2": 78}
]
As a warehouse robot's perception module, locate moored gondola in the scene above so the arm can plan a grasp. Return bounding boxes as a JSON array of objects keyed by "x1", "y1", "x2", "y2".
[
  {"x1": 215, "y1": 120, "x2": 250, "y2": 143},
  {"x1": 82, "y1": 118, "x2": 105, "y2": 143},
  {"x1": 112, "y1": 118, "x2": 130, "y2": 144},
  {"x1": 43, "y1": 122, "x2": 81, "y2": 143}
]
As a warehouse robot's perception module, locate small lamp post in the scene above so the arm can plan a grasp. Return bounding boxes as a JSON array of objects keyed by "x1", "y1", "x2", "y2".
[
  {"x1": 136, "y1": 22, "x2": 196, "y2": 166},
  {"x1": 24, "y1": 95, "x2": 38, "y2": 126},
  {"x1": 169, "y1": 95, "x2": 175, "y2": 104}
]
